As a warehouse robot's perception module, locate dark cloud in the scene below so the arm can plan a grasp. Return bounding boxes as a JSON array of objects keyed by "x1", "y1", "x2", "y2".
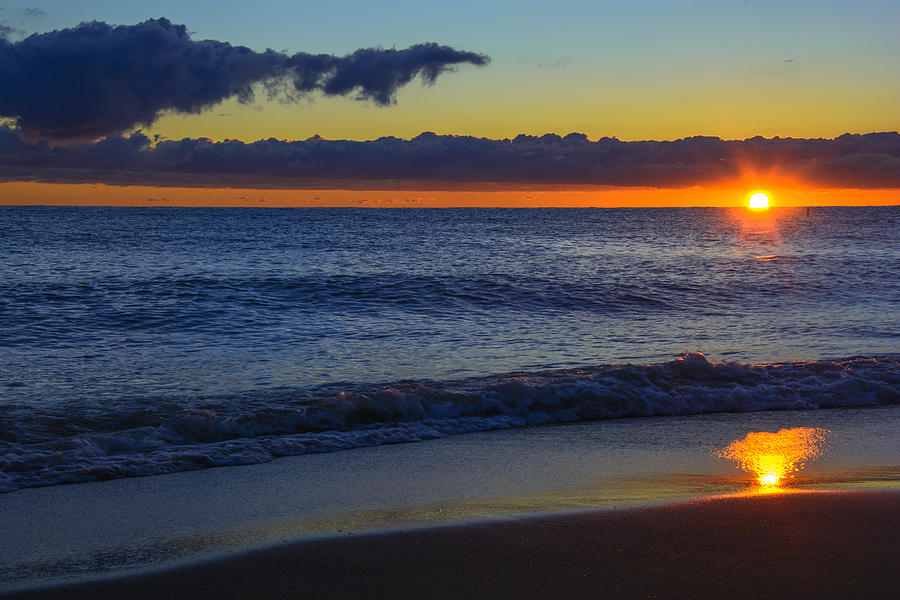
[
  {"x1": 0, "y1": 18, "x2": 488, "y2": 141},
  {"x1": 1, "y1": 128, "x2": 899, "y2": 189}
]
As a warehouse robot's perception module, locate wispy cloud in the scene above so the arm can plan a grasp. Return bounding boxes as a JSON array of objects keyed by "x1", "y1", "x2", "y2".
[
  {"x1": 0, "y1": 24, "x2": 19, "y2": 39},
  {"x1": 1, "y1": 128, "x2": 898, "y2": 189},
  {"x1": 0, "y1": 18, "x2": 489, "y2": 141}
]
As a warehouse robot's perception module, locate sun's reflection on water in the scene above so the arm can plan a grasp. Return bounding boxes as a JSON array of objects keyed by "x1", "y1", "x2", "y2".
[{"x1": 712, "y1": 427, "x2": 831, "y2": 491}]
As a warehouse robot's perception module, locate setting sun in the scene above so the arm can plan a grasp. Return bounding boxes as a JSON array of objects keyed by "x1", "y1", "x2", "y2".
[{"x1": 748, "y1": 192, "x2": 770, "y2": 209}]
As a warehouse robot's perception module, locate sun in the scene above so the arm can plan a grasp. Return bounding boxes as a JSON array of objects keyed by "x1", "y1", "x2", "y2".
[{"x1": 748, "y1": 192, "x2": 770, "y2": 209}]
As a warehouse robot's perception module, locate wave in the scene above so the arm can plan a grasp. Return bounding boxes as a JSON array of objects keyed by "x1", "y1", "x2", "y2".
[
  {"x1": 2, "y1": 353, "x2": 899, "y2": 493},
  {"x1": 6, "y1": 268, "x2": 846, "y2": 346},
  {"x1": 0, "y1": 274, "x2": 682, "y2": 342}
]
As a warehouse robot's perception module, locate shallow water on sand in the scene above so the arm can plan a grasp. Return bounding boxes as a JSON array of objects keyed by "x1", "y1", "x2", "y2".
[{"x1": 1, "y1": 404, "x2": 897, "y2": 591}]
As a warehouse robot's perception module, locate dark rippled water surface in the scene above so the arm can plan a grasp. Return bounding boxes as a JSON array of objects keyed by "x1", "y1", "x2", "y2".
[{"x1": 1, "y1": 206, "x2": 898, "y2": 490}]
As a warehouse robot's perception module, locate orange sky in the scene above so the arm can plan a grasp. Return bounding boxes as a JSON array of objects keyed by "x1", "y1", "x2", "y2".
[
  {"x1": 2, "y1": 181, "x2": 898, "y2": 207},
  {"x1": 3, "y1": 7, "x2": 898, "y2": 207},
  {"x1": 3, "y1": 5, "x2": 898, "y2": 208}
]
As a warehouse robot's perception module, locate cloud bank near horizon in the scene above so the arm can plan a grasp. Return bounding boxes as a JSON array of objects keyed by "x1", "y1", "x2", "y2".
[
  {"x1": 1, "y1": 128, "x2": 899, "y2": 189},
  {"x1": 0, "y1": 18, "x2": 489, "y2": 141}
]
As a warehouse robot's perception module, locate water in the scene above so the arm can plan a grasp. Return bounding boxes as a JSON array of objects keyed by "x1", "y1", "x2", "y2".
[
  {"x1": 1, "y1": 405, "x2": 897, "y2": 591},
  {"x1": 1, "y1": 205, "x2": 899, "y2": 492}
]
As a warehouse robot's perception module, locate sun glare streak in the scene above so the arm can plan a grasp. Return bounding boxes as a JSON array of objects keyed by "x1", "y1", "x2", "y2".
[{"x1": 713, "y1": 428, "x2": 830, "y2": 490}]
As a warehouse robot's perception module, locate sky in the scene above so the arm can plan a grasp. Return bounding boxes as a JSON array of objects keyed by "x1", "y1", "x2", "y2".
[{"x1": 1, "y1": 0, "x2": 899, "y2": 206}]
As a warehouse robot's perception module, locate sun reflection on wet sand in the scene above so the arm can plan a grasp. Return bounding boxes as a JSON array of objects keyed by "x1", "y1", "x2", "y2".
[{"x1": 713, "y1": 427, "x2": 830, "y2": 491}]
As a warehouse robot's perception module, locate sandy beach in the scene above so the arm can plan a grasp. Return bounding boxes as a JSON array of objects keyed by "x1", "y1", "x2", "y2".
[
  {"x1": 4, "y1": 6, "x2": 900, "y2": 600},
  {"x1": 5, "y1": 490, "x2": 896, "y2": 600}
]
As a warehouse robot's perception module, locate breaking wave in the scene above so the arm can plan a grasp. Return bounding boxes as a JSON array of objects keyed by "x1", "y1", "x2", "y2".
[{"x1": 1, "y1": 353, "x2": 899, "y2": 493}]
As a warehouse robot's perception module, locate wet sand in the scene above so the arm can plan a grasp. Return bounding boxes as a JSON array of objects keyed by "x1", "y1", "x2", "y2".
[{"x1": 5, "y1": 490, "x2": 897, "y2": 600}]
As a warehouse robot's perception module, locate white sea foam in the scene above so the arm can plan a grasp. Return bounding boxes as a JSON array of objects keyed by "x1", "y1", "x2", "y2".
[{"x1": 1, "y1": 354, "x2": 898, "y2": 493}]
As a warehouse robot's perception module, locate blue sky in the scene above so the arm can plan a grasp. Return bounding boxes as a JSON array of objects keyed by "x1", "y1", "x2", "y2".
[
  {"x1": 2, "y1": 1, "x2": 899, "y2": 203},
  {"x1": 11, "y1": 1, "x2": 899, "y2": 60},
  {"x1": 2, "y1": 1, "x2": 898, "y2": 142}
]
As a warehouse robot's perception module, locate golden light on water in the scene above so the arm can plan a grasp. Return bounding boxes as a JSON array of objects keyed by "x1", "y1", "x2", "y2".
[
  {"x1": 758, "y1": 473, "x2": 780, "y2": 486},
  {"x1": 748, "y1": 192, "x2": 770, "y2": 209},
  {"x1": 714, "y1": 427, "x2": 830, "y2": 489}
]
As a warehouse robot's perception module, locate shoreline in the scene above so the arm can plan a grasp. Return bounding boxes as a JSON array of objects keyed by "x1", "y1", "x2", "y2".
[{"x1": 5, "y1": 489, "x2": 898, "y2": 600}]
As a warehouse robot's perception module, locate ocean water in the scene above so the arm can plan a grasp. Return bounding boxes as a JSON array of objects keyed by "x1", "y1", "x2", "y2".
[
  {"x1": 1, "y1": 405, "x2": 898, "y2": 590},
  {"x1": 1, "y1": 205, "x2": 899, "y2": 492}
]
